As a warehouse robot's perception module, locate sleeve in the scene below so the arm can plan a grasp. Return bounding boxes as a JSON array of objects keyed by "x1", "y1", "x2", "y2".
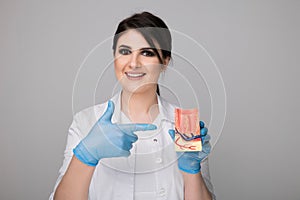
[
  {"x1": 49, "y1": 113, "x2": 83, "y2": 200},
  {"x1": 201, "y1": 157, "x2": 216, "y2": 200}
]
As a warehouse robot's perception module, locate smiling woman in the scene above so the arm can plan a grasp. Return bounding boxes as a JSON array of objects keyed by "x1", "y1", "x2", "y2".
[
  {"x1": 112, "y1": 12, "x2": 172, "y2": 97},
  {"x1": 50, "y1": 11, "x2": 215, "y2": 200},
  {"x1": 114, "y1": 29, "x2": 168, "y2": 100}
]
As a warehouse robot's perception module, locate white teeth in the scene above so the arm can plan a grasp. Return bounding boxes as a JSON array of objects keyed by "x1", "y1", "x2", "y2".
[{"x1": 126, "y1": 73, "x2": 145, "y2": 77}]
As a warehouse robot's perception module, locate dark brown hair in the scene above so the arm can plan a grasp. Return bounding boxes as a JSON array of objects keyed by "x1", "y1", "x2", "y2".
[{"x1": 112, "y1": 11, "x2": 172, "y2": 95}]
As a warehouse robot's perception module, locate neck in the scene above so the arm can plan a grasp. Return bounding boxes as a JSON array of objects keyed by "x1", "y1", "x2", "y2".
[{"x1": 121, "y1": 89, "x2": 159, "y2": 123}]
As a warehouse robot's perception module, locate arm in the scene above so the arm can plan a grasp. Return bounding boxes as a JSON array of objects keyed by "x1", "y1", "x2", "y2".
[
  {"x1": 182, "y1": 171, "x2": 212, "y2": 200},
  {"x1": 54, "y1": 156, "x2": 95, "y2": 200},
  {"x1": 169, "y1": 121, "x2": 215, "y2": 200},
  {"x1": 51, "y1": 100, "x2": 156, "y2": 199}
]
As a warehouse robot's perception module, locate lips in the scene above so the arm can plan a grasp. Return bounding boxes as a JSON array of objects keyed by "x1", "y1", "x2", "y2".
[{"x1": 125, "y1": 72, "x2": 146, "y2": 79}]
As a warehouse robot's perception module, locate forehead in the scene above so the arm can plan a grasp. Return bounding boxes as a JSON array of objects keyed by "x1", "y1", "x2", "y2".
[{"x1": 116, "y1": 29, "x2": 154, "y2": 49}]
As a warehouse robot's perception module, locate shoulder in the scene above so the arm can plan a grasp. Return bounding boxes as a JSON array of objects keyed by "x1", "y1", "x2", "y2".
[
  {"x1": 72, "y1": 101, "x2": 109, "y2": 137},
  {"x1": 158, "y1": 95, "x2": 180, "y2": 120},
  {"x1": 159, "y1": 95, "x2": 179, "y2": 110},
  {"x1": 76, "y1": 102, "x2": 107, "y2": 117},
  {"x1": 74, "y1": 101, "x2": 107, "y2": 122}
]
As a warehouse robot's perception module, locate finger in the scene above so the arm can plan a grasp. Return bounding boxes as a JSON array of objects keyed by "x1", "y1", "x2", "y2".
[
  {"x1": 200, "y1": 121, "x2": 205, "y2": 129},
  {"x1": 119, "y1": 149, "x2": 131, "y2": 157},
  {"x1": 168, "y1": 129, "x2": 175, "y2": 140},
  {"x1": 202, "y1": 134, "x2": 211, "y2": 145},
  {"x1": 126, "y1": 132, "x2": 138, "y2": 143},
  {"x1": 122, "y1": 141, "x2": 133, "y2": 151},
  {"x1": 112, "y1": 124, "x2": 139, "y2": 142},
  {"x1": 200, "y1": 127, "x2": 208, "y2": 137},
  {"x1": 202, "y1": 140, "x2": 211, "y2": 154},
  {"x1": 99, "y1": 100, "x2": 114, "y2": 123},
  {"x1": 200, "y1": 130, "x2": 209, "y2": 145},
  {"x1": 118, "y1": 123, "x2": 157, "y2": 132}
]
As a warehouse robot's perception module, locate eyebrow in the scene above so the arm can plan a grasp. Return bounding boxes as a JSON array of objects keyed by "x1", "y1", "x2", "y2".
[{"x1": 118, "y1": 44, "x2": 155, "y2": 51}]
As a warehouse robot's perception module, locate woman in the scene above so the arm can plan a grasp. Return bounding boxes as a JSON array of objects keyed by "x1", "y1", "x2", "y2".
[{"x1": 50, "y1": 11, "x2": 215, "y2": 200}]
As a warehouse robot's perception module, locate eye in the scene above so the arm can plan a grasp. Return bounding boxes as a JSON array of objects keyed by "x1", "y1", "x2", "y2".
[
  {"x1": 141, "y1": 50, "x2": 155, "y2": 57},
  {"x1": 119, "y1": 48, "x2": 131, "y2": 55}
]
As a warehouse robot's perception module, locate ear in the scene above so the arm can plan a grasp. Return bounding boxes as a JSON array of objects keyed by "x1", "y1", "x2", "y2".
[{"x1": 162, "y1": 57, "x2": 171, "y2": 71}]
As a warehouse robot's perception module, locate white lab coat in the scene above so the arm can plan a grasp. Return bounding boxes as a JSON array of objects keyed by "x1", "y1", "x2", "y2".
[{"x1": 49, "y1": 90, "x2": 215, "y2": 200}]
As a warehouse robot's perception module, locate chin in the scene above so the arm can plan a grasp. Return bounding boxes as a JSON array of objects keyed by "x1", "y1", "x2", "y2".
[{"x1": 122, "y1": 84, "x2": 156, "y2": 95}]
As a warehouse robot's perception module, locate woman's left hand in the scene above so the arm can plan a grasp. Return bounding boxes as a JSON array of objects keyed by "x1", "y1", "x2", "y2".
[{"x1": 168, "y1": 121, "x2": 211, "y2": 174}]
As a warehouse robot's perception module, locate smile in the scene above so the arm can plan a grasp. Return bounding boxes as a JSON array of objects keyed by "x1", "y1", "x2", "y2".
[{"x1": 125, "y1": 72, "x2": 146, "y2": 79}]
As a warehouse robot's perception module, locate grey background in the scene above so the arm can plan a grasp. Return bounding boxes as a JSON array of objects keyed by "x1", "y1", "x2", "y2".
[{"x1": 1, "y1": 0, "x2": 299, "y2": 199}]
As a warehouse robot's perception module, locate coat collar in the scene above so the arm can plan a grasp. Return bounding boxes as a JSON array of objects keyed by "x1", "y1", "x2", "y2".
[{"x1": 110, "y1": 90, "x2": 174, "y2": 124}]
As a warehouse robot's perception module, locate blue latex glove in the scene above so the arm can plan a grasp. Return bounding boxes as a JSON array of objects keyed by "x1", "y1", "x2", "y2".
[
  {"x1": 73, "y1": 100, "x2": 157, "y2": 166},
  {"x1": 168, "y1": 121, "x2": 211, "y2": 174}
]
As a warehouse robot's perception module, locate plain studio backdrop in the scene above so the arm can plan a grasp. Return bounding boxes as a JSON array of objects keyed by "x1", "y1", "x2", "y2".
[{"x1": 1, "y1": 1, "x2": 299, "y2": 199}]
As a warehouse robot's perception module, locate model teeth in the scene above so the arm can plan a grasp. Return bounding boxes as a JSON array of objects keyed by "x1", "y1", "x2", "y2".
[{"x1": 126, "y1": 73, "x2": 145, "y2": 77}]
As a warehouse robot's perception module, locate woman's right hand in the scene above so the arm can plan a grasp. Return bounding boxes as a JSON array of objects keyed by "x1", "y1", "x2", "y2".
[{"x1": 73, "y1": 100, "x2": 157, "y2": 167}]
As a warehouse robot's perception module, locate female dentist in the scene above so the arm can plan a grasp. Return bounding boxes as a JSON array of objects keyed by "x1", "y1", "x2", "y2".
[{"x1": 51, "y1": 11, "x2": 215, "y2": 200}]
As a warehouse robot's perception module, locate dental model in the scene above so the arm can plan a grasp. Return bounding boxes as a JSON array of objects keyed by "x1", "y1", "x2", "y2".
[{"x1": 174, "y1": 108, "x2": 202, "y2": 151}]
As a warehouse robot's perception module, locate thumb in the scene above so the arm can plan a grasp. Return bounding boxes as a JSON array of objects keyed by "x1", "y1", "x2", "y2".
[
  {"x1": 168, "y1": 129, "x2": 175, "y2": 141},
  {"x1": 118, "y1": 123, "x2": 157, "y2": 132},
  {"x1": 99, "y1": 100, "x2": 114, "y2": 123}
]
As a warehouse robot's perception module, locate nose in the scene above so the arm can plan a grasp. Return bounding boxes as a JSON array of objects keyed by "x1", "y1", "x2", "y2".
[{"x1": 129, "y1": 51, "x2": 140, "y2": 69}]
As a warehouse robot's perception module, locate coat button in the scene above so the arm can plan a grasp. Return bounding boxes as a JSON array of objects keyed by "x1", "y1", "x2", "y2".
[
  {"x1": 156, "y1": 157, "x2": 162, "y2": 163},
  {"x1": 158, "y1": 187, "x2": 166, "y2": 196}
]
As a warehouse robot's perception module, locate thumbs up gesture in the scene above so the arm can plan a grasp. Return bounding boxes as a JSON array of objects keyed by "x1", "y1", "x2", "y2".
[{"x1": 73, "y1": 100, "x2": 157, "y2": 167}]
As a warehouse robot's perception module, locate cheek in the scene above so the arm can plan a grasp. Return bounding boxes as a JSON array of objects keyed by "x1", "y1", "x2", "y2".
[
  {"x1": 149, "y1": 64, "x2": 162, "y2": 74},
  {"x1": 114, "y1": 60, "x2": 125, "y2": 80},
  {"x1": 146, "y1": 66, "x2": 162, "y2": 81}
]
